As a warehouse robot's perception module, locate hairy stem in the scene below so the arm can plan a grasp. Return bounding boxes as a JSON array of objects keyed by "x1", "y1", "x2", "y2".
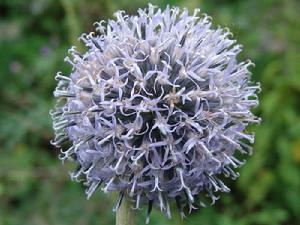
[{"x1": 116, "y1": 194, "x2": 135, "y2": 225}]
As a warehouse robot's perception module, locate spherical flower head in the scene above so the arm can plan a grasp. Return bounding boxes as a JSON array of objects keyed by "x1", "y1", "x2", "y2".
[{"x1": 50, "y1": 4, "x2": 260, "y2": 220}]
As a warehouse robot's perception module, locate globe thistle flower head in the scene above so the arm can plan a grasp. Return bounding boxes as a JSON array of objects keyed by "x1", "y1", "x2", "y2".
[{"x1": 50, "y1": 4, "x2": 260, "y2": 221}]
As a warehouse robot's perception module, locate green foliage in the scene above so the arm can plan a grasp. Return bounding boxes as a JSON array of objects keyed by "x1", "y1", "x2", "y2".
[{"x1": 0, "y1": 0, "x2": 299, "y2": 224}]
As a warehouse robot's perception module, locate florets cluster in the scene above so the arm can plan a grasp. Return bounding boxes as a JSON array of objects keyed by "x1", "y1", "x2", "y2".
[{"x1": 50, "y1": 4, "x2": 260, "y2": 220}]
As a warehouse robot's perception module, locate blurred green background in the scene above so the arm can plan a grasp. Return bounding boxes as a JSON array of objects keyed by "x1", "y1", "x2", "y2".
[{"x1": 1, "y1": 0, "x2": 300, "y2": 224}]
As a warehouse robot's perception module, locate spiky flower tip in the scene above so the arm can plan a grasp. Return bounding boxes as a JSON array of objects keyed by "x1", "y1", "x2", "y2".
[{"x1": 50, "y1": 4, "x2": 260, "y2": 221}]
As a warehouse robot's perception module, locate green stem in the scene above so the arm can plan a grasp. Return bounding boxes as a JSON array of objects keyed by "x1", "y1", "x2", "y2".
[
  {"x1": 60, "y1": 0, "x2": 81, "y2": 45},
  {"x1": 116, "y1": 194, "x2": 135, "y2": 225}
]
